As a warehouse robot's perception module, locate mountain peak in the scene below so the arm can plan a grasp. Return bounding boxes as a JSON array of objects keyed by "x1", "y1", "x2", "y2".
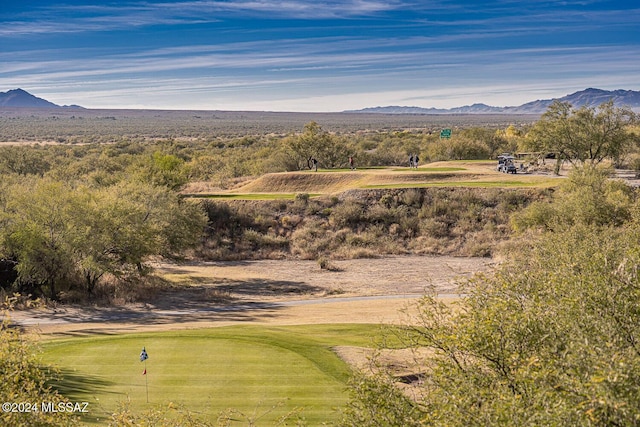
[
  {"x1": 346, "y1": 88, "x2": 640, "y2": 115},
  {"x1": 0, "y1": 88, "x2": 71, "y2": 109}
]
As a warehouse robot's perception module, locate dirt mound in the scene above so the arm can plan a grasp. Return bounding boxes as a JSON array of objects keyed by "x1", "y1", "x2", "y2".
[{"x1": 237, "y1": 171, "x2": 366, "y2": 193}]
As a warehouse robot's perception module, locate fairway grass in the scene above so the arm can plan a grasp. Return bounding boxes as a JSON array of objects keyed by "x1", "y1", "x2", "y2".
[
  {"x1": 390, "y1": 167, "x2": 467, "y2": 172},
  {"x1": 184, "y1": 193, "x2": 321, "y2": 200},
  {"x1": 41, "y1": 324, "x2": 386, "y2": 425},
  {"x1": 363, "y1": 178, "x2": 558, "y2": 189}
]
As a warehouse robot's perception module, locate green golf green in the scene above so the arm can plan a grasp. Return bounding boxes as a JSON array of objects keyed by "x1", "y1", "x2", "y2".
[{"x1": 41, "y1": 324, "x2": 385, "y2": 425}]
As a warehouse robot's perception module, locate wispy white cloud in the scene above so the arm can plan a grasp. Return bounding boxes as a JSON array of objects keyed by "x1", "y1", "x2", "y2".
[
  {"x1": 0, "y1": 0, "x2": 409, "y2": 36},
  {"x1": 1, "y1": 0, "x2": 638, "y2": 111},
  {"x1": 4, "y1": 38, "x2": 638, "y2": 111},
  {"x1": 154, "y1": 0, "x2": 405, "y2": 17}
]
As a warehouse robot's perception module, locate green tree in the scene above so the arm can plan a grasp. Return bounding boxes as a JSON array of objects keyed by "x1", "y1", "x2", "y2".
[
  {"x1": 0, "y1": 178, "x2": 206, "y2": 299},
  {"x1": 343, "y1": 170, "x2": 640, "y2": 426},
  {"x1": 284, "y1": 121, "x2": 347, "y2": 170},
  {"x1": 343, "y1": 223, "x2": 640, "y2": 426},
  {"x1": 460, "y1": 127, "x2": 510, "y2": 159},
  {"x1": 511, "y1": 165, "x2": 634, "y2": 232},
  {"x1": 133, "y1": 151, "x2": 188, "y2": 190},
  {"x1": 71, "y1": 182, "x2": 207, "y2": 294},
  {"x1": 0, "y1": 146, "x2": 50, "y2": 176},
  {"x1": 1, "y1": 179, "x2": 80, "y2": 299},
  {"x1": 425, "y1": 137, "x2": 490, "y2": 161},
  {"x1": 525, "y1": 100, "x2": 637, "y2": 170}
]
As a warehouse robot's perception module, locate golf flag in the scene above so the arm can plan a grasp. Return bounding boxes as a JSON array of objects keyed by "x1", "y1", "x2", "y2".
[
  {"x1": 140, "y1": 347, "x2": 149, "y2": 362},
  {"x1": 140, "y1": 347, "x2": 150, "y2": 403}
]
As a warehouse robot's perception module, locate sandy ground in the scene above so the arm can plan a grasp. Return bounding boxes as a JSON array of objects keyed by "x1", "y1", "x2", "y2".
[{"x1": 10, "y1": 255, "x2": 492, "y2": 337}]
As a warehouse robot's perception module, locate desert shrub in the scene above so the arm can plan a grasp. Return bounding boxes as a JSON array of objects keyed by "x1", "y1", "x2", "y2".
[
  {"x1": 459, "y1": 230, "x2": 497, "y2": 257},
  {"x1": 186, "y1": 155, "x2": 226, "y2": 181},
  {"x1": 419, "y1": 218, "x2": 450, "y2": 238},
  {"x1": 398, "y1": 216, "x2": 420, "y2": 238},
  {"x1": 290, "y1": 220, "x2": 338, "y2": 259},
  {"x1": 378, "y1": 193, "x2": 396, "y2": 208},
  {"x1": 367, "y1": 204, "x2": 397, "y2": 226},
  {"x1": 330, "y1": 199, "x2": 367, "y2": 228},
  {"x1": 399, "y1": 188, "x2": 423, "y2": 208},
  {"x1": 345, "y1": 225, "x2": 385, "y2": 248},
  {"x1": 317, "y1": 256, "x2": 342, "y2": 271},
  {"x1": 341, "y1": 373, "x2": 423, "y2": 427},
  {"x1": 510, "y1": 200, "x2": 559, "y2": 232},
  {"x1": 202, "y1": 201, "x2": 254, "y2": 240},
  {"x1": 511, "y1": 166, "x2": 634, "y2": 231},
  {"x1": 294, "y1": 192, "x2": 310, "y2": 205},
  {"x1": 242, "y1": 229, "x2": 289, "y2": 252},
  {"x1": 494, "y1": 189, "x2": 539, "y2": 214},
  {"x1": 200, "y1": 188, "x2": 543, "y2": 260},
  {"x1": 425, "y1": 138, "x2": 490, "y2": 161},
  {"x1": 0, "y1": 314, "x2": 80, "y2": 427},
  {"x1": 419, "y1": 191, "x2": 461, "y2": 222},
  {"x1": 343, "y1": 224, "x2": 640, "y2": 426}
]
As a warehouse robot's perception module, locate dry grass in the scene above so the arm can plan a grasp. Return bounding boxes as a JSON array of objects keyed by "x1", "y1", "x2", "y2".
[
  {"x1": 235, "y1": 171, "x2": 368, "y2": 193},
  {"x1": 196, "y1": 186, "x2": 547, "y2": 261},
  {"x1": 187, "y1": 161, "x2": 563, "y2": 198}
]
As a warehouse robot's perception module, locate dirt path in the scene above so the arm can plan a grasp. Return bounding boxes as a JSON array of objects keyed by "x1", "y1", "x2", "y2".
[{"x1": 10, "y1": 255, "x2": 493, "y2": 337}]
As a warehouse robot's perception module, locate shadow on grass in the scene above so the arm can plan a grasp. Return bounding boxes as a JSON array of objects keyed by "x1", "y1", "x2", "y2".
[
  {"x1": 15, "y1": 274, "x2": 329, "y2": 337},
  {"x1": 46, "y1": 368, "x2": 116, "y2": 424},
  {"x1": 24, "y1": 301, "x2": 287, "y2": 337},
  {"x1": 48, "y1": 368, "x2": 114, "y2": 400}
]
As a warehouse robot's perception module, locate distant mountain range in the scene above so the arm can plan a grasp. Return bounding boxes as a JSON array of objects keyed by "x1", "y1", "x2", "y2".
[
  {"x1": 346, "y1": 88, "x2": 640, "y2": 115},
  {"x1": 0, "y1": 88, "x2": 83, "y2": 109},
  {"x1": 2, "y1": 87, "x2": 640, "y2": 114}
]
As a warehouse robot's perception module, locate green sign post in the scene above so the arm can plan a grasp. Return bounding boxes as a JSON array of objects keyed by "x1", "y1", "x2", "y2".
[{"x1": 440, "y1": 128, "x2": 452, "y2": 139}]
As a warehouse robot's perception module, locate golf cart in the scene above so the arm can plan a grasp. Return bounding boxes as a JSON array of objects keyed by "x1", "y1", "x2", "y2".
[{"x1": 497, "y1": 154, "x2": 517, "y2": 174}]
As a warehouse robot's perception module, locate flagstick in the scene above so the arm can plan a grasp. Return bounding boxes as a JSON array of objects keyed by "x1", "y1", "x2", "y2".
[
  {"x1": 140, "y1": 346, "x2": 149, "y2": 403},
  {"x1": 145, "y1": 360, "x2": 149, "y2": 403}
]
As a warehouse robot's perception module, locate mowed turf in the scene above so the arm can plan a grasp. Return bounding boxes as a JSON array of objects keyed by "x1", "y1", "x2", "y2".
[
  {"x1": 40, "y1": 324, "x2": 384, "y2": 425},
  {"x1": 362, "y1": 178, "x2": 558, "y2": 189}
]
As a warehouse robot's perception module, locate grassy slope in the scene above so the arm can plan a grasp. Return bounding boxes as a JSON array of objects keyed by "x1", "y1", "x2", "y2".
[
  {"x1": 186, "y1": 161, "x2": 560, "y2": 199},
  {"x1": 41, "y1": 324, "x2": 386, "y2": 425}
]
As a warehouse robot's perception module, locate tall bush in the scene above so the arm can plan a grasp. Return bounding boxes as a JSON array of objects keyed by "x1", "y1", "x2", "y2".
[{"x1": 342, "y1": 223, "x2": 640, "y2": 426}]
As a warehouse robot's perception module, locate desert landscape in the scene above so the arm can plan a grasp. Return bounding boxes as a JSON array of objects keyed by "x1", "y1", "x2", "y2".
[
  {"x1": 2, "y1": 0, "x2": 639, "y2": 424},
  {"x1": 2, "y1": 98, "x2": 639, "y2": 425}
]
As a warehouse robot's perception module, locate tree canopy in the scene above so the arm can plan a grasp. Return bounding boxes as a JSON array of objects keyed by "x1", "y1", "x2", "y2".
[
  {"x1": 0, "y1": 178, "x2": 206, "y2": 300},
  {"x1": 525, "y1": 100, "x2": 637, "y2": 167},
  {"x1": 343, "y1": 223, "x2": 640, "y2": 426}
]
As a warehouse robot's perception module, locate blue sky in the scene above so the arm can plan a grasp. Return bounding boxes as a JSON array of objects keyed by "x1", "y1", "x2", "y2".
[{"x1": 1, "y1": 0, "x2": 638, "y2": 111}]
